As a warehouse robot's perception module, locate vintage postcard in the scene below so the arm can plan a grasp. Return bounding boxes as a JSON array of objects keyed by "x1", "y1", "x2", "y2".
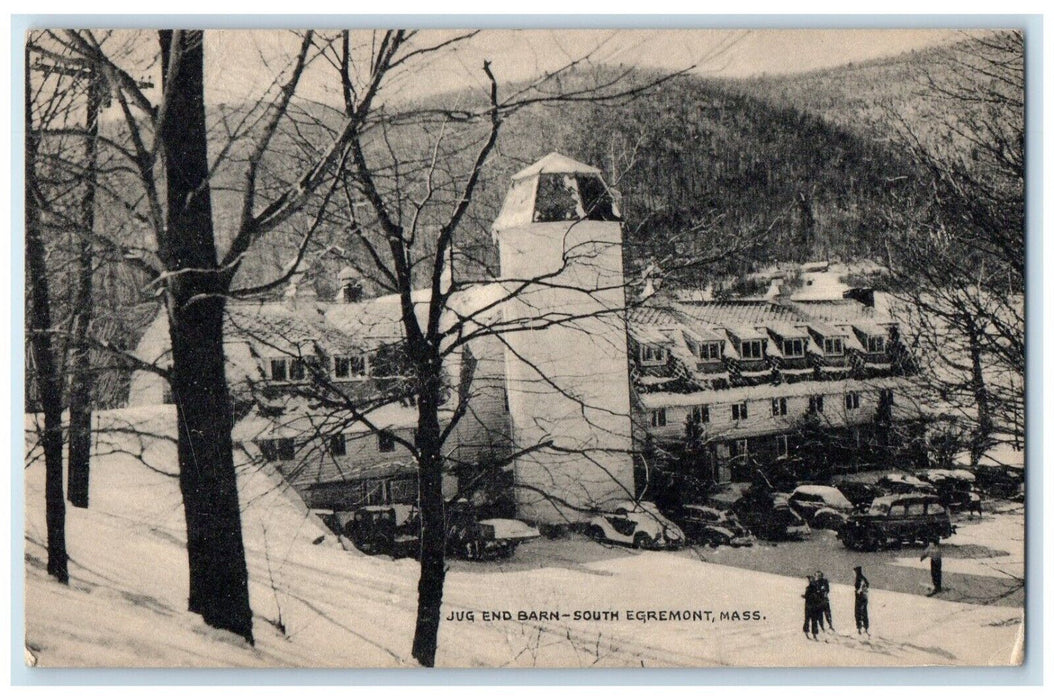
[{"x1": 22, "y1": 26, "x2": 1026, "y2": 668}]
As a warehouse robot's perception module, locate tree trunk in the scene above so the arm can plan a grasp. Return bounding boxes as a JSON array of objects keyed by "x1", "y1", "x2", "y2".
[
  {"x1": 25, "y1": 46, "x2": 69, "y2": 584},
  {"x1": 158, "y1": 29, "x2": 253, "y2": 644},
  {"x1": 966, "y1": 320, "x2": 993, "y2": 467},
  {"x1": 411, "y1": 361, "x2": 446, "y2": 667},
  {"x1": 66, "y1": 72, "x2": 102, "y2": 509}
]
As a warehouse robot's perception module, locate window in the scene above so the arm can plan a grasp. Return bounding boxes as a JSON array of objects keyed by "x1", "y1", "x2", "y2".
[
  {"x1": 691, "y1": 405, "x2": 710, "y2": 424},
  {"x1": 650, "y1": 408, "x2": 668, "y2": 428},
  {"x1": 378, "y1": 432, "x2": 396, "y2": 453},
  {"x1": 732, "y1": 439, "x2": 749, "y2": 458},
  {"x1": 880, "y1": 389, "x2": 895, "y2": 406},
  {"x1": 771, "y1": 397, "x2": 788, "y2": 416},
  {"x1": 162, "y1": 385, "x2": 175, "y2": 405},
  {"x1": 906, "y1": 502, "x2": 926, "y2": 516},
  {"x1": 388, "y1": 478, "x2": 417, "y2": 504},
  {"x1": 363, "y1": 479, "x2": 385, "y2": 506},
  {"x1": 808, "y1": 395, "x2": 825, "y2": 414},
  {"x1": 927, "y1": 502, "x2": 946, "y2": 515},
  {"x1": 775, "y1": 434, "x2": 789, "y2": 458},
  {"x1": 289, "y1": 358, "x2": 306, "y2": 381},
  {"x1": 270, "y1": 358, "x2": 288, "y2": 381},
  {"x1": 823, "y1": 338, "x2": 844, "y2": 355},
  {"x1": 694, "y1": 341, "x2": 722, "y2": 361},
  {"x1": 732, "y1": 402, "x2": 748, "y2": 421},
  {"x1": 845, "y1": 392, "x2": 861, "y2": 410},
  {"x1": 740, "y1": 340, "x2": 763, "y2": 359},
  {"x1": 867, "y1": 335, "x2": 886, "y2": 353},
  {"x1": 782, "y1": 338, "x2": 805, "y2": 357},
  {"x1": 334, "y1": 356, "x2": 351, "y2": 378},
  {"x1": 888, "y1": 503, "x2": 907, "y2": 517},
  {"x1": 259, "y1": 437, "x2": 295, "y2": 462},
  {"x1": 640, "y1": 344, "x2": 668, "y2": 365},
  {"x1": 329, "y1": 434, "x2": 347, "y2": 457}
]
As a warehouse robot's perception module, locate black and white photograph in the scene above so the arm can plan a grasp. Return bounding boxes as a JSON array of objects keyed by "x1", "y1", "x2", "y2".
[{"x1": 20, "y1": 24, "x2": 1027, "y2": 669}]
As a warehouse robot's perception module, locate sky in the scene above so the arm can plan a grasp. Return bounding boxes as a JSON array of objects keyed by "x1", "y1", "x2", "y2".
[{"x1": 194, "y1": 28, "x2": 964, "y2": 107}]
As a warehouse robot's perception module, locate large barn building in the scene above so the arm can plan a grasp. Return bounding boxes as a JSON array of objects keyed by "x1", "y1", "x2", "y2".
[{"x1": 129, "y1": 153, "x2": 924, "y2": 524}]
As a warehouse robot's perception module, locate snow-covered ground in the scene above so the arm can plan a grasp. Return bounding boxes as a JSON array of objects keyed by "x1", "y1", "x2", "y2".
[
  {"x1": 890, "y1": 507, "x2": 1025, "y2": 580},
  {"x1": 23, "y1": 407, "x2": 1024, "y2": 668}
]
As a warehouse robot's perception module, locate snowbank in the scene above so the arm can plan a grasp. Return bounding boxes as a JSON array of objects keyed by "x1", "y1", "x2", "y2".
[{"x1": 24, "y1": 408, "x2": 1023, "y2": 668}]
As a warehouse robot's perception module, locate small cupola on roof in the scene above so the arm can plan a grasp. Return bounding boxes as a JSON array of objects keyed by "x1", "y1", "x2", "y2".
[
  {"x1": 493, "y1": 152, "x2": 621, "y2": 232},
  {"x1": 338, "y1": 265, "x2": 364, "y2": 303}
]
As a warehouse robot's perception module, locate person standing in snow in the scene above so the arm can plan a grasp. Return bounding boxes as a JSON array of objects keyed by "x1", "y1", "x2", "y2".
[
  {"x1": 815, "y1": 570, "x2": 834, "y2": 632},
  {"x1": 802, "y1": 574, "x2": 822, "y2": 639},
  {"x1": 921, "y1": 539, "x2": 943, "y2": 594},
  {"x1": 853, "y1": 566, "x2": 870, "y2": 636}
]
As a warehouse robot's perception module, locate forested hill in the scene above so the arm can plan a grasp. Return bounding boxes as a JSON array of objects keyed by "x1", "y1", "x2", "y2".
[
  {"x1": 415, "y1": 55, "x2": 936, "y2": 287},
  {"x1": 726, "y1": 43, "x2": 950, "y2": 139},
  {"x1": 489, "y1": 71, "x2": 926, "y2": 279}
]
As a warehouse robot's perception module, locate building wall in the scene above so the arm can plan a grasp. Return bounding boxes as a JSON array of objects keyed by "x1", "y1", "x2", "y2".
[
  {"x1": 498, "y1": 219, "x2": 636, "y2": 523},
  {"x1": 448, "y1": 331, "x2": 512, "y2": 466},
  {"x1": 641, "y1": 381, "x2": 913, "y2": 443}
]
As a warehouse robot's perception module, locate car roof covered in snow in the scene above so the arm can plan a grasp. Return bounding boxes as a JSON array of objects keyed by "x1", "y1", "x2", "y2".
[{"x1": 790, "y1": 485, "x2": 853, "y2": 508}]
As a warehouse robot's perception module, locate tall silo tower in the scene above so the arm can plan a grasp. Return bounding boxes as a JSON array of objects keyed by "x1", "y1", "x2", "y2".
[{"x1": 492, "y1": 153, "x2": 635, "y2": 524}]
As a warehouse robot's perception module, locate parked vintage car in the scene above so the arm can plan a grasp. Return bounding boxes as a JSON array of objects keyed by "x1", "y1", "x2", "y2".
[
  {"x1": 921, "y1": 469, "x2": 983, "y2": 512},
  {"x1": 787, "y1": 485, "x2": 854, "y2": 529},
  {"x1": 676, "y1": 504, "x2": 756, "y2": 548},
  {"x1": 831, "y1": 480, "x2": 882, "y2": 510},
  {"x1": 347, "y1": 504, "x2": 420, "y2": 558},
  {"x1": 972, "y1": 464, "x2": 1025, "y2": 499},
  {"x1": 839, "y1": 493, "x2": 954, "y2": 551},
  {"x1": 876, "y1": 473, "x2": 936, "y2": 495},
  {"x1": 587, "y1": 500, "x2": 686, "y2": 549},
  {"x1": 732, "y1": 489, "x2": 811, "y2": 541},
  {"x1": 447, "y1": 507, "x2": 540, "y2": 560}
]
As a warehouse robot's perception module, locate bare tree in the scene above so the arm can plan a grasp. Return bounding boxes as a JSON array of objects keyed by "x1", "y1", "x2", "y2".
[
  {"x1": 882, "y1": 30, "x2": 1024, "y2": 464},
  {"x1": 244, "y1": 29, "x2": 763, "y2": 666},
  {"x1": 36, "y1": 27, "x2": 368, "y2": 643},
  {"x1": 25, "y1": 44, "x2": 69, "y2": 584}
]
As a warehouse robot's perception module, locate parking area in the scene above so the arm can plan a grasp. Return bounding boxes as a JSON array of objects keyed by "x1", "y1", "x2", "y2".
[{"x1": 449, "y1": 501, "x2": 1024, "y2": 609}]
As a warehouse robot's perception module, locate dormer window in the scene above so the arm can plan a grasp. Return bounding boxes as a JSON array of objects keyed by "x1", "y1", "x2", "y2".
[
  {"x1": 639, "y1": 344, "x2": 668, "y2": 366},
  {"x1": 692, "y1": 341, "x2": 722, "y2": 362},
  {"x1": 269, "y1": 358, "x2": 288, "y2": 381},
  {"x1": 334, "y1": 353, "x2": 372, "y2": 379},
  {"x1": 867, "y1": 336, "x2": 886, "y2": 353},
  {"x1": 289, "y1": 358, "x2": 307, "y2": 381},
  {"x1": 782, "y1": 338, "x2": 805, "y2": 357},
  {"x1": 823, "y1": 338, "x2": 844, "y2": 356},
  {"x1": 740, "y1": 340, "x2": 764, "y2": 359}
]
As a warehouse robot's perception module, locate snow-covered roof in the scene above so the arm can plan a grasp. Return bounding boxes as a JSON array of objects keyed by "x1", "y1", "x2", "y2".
[{"x1": 510, "y1": 152, "x2": 602, "y2": 180}]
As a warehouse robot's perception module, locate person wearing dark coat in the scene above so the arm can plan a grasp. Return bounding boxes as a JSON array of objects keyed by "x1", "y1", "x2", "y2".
[
  {"x1": 853, "y1": 566, "x2": 870, "y2": 636},
  {"x1": 921, "y1": 540, "x2": 943, "y2": 593},
  {"x1": 802, "y1": 574, "x2": 822, "y2": 639},
  {"x1": 814, "y1": 570, "x2": 834, "y2": 632}
]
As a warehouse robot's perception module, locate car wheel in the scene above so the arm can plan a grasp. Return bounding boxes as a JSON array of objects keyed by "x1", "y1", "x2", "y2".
[
  {"x1": 633, "y1": 532, "x2": 654, "y2": 549},
  {"x1": 587, "y1": 525, "x2": 605, "y2": 543}
]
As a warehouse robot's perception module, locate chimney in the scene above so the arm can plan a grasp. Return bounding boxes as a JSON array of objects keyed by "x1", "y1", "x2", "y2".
[
  {"x1": 338, "y1": 266, "x2": 363, "y2": 303},
  {"x1": 284, "y1": 269, "x2": 316, "y2": 309}
]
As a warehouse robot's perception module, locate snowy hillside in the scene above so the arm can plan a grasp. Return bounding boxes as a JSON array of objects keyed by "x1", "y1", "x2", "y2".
[{"x1": 24, "y1": 407, "x2": 1023, "y2": 668}]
